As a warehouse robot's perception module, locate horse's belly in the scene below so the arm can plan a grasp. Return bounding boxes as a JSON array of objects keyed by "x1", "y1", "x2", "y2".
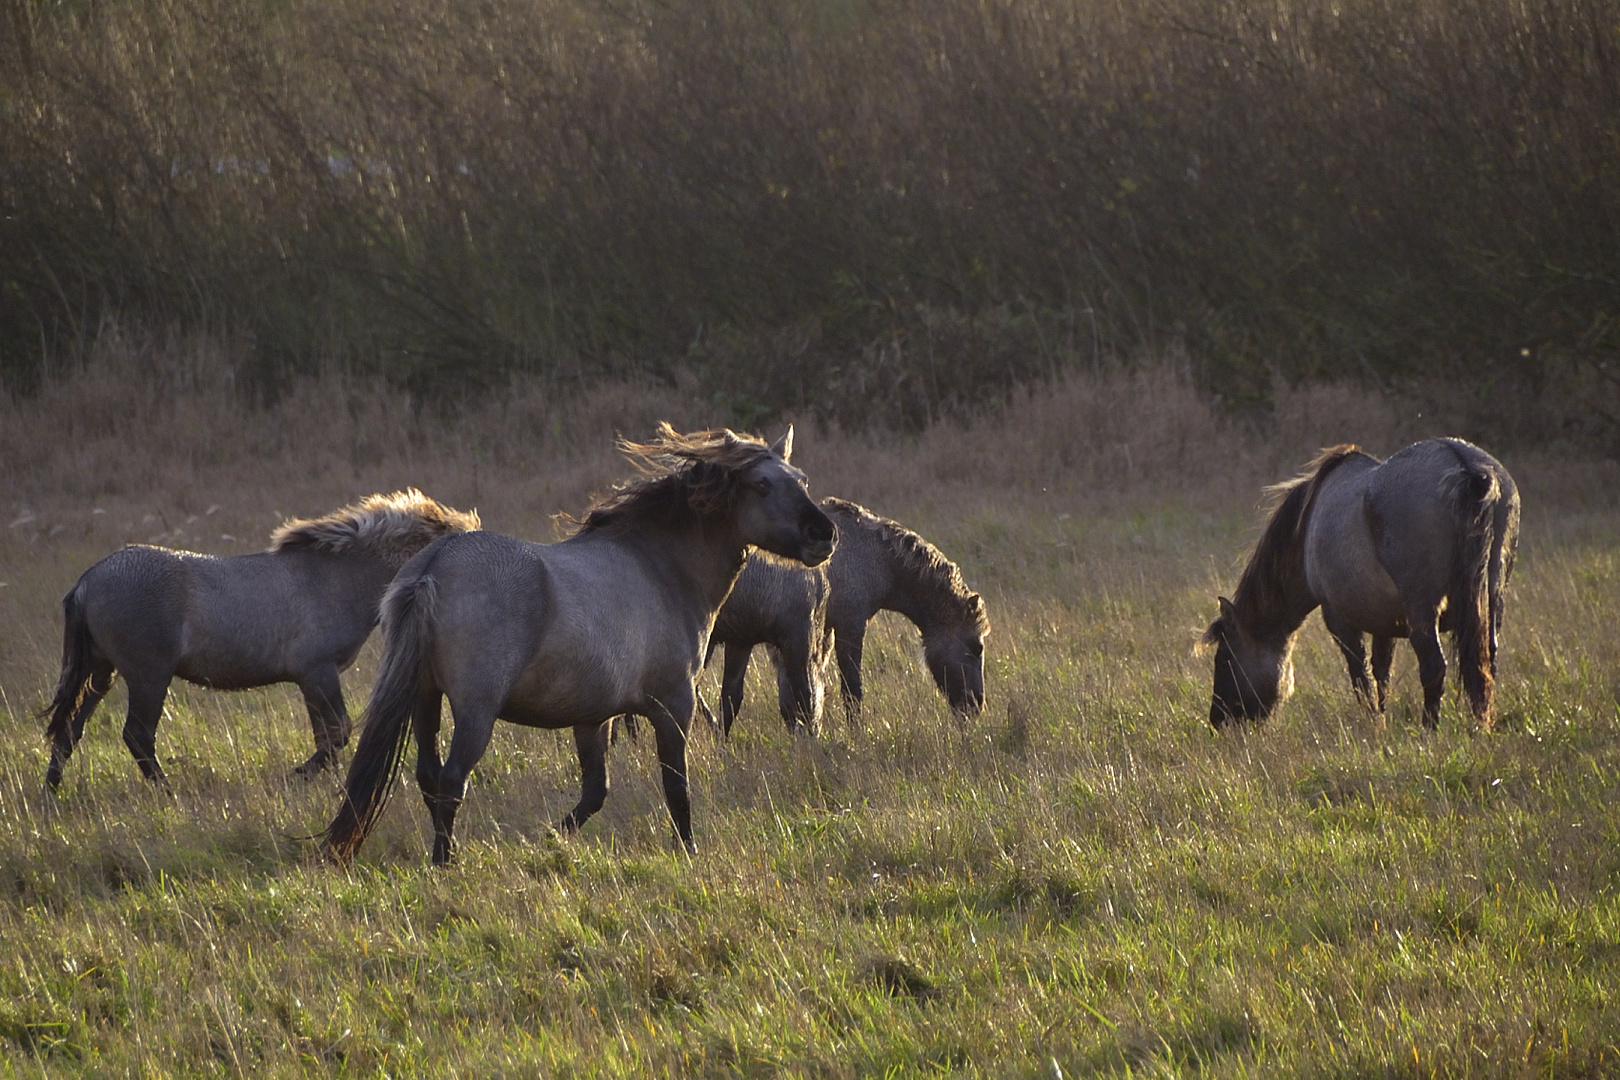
[
  {"x1": 175, "y1": 649, "x2": 289, "y2": 690},
  {"x1": 1316, "y1": 563, "x2": 1407, "y2": 636},
  {"x1": 498, "y1": 656, "x2": 646, "y2": 729}
]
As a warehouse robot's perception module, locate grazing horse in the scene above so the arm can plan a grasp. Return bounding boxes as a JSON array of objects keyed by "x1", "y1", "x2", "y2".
[
  {"x1": 41, "y1": 491, "x2": 479, "y2": 787},
  {"x1": 322, "y1": 425, "x2": 836, "y2": 866},
  {"x1": 709, "y1": 497, "x2": 989, "y2": 733},
  {"x1": 1202, "y1": 438, "x2": 1519, "y2": 730}
]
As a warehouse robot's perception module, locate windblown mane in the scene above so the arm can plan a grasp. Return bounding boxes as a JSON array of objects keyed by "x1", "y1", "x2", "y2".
[
  {"x1": 568, "y1": 423, "x2": 779, "y2": 536},
  {"x1": 270, "y1": 489, "x2": 480, "y2": 566},
  {"x1": 824, "y1": 498, "x2": 990, "y2": 635},
  {"x1": 1223, "y1": 445, "x2": 1375, "y2": 632}
]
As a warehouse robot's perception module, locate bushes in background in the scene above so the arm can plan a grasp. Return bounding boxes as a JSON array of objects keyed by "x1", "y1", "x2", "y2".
[{"x1": 2, "y1": 0, "x2": 1617, "y2": 441}]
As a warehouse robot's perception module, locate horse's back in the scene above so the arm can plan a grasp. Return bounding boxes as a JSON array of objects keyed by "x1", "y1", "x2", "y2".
[
  {"x1": 822, "y1": 503, "x2": 894, "y2": 628},
  {"x1": 1323, "y1": 438, "x2": 1516, "y2": 628},
  {"x1": 1366, "y1": 440, "x2": 1507, "y2": 591},
  {"x1": 1303, "y1": 456, "x2": 1408, "y2": 634}
]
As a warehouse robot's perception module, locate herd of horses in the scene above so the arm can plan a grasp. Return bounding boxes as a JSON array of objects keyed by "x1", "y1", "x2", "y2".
[{"x1": 38, "y1": 425, "x2": 1519, "y2": 865}]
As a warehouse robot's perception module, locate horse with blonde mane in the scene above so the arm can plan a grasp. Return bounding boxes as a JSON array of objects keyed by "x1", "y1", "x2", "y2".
[{"x1": 42, "y1": 490, "x2": 479, "y2": 787}]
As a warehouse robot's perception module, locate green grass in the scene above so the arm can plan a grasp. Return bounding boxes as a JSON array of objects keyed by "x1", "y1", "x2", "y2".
[{"x1": 2, "y1": 483, "x2": 1619, "y2": 1075}]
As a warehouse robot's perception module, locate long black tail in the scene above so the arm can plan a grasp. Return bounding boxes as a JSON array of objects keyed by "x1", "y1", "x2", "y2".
[
  {"x1": 41, "y1": 584, "x2": 97, "y2": 770},
  {"x1": 1449, "y1": 462, "x2": 1501, "y2": 726},
  {"x1": 323, "y1": 572, "x2": 438, "y2": 864}
]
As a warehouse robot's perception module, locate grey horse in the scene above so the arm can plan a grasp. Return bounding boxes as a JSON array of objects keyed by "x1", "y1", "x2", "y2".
[
  {"x1": 1202, "y1": 438, "x2": 1519, "y2": 729},
  {"x1": 708, "y1": 497, "x2": 990, "y2": 734},
  {"x1": 42, "y1": 490, "x2": 479, "y2": 787},
  {"x1": 704, "y1": 555, "x2": 831, "y2": 734},
  {"x1": 322, "y1": 425, "x2": 836, "y2": 866}
]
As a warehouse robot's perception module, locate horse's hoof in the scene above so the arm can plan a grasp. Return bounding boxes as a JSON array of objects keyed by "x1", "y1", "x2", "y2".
[{"x1": 291, "y1": 754, "x2": 333, "y2": 779}]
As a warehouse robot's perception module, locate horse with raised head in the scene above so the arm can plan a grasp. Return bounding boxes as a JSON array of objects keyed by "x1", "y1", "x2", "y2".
[
  {"x1": 708, "y1": 497, "x2": 989, "y2": 733},
  {"x1": 42, "y1": 490, "x2": 480, "y2": 787},
  {"x1": 322, "y1": 425, "x2": 836, "y2": 865},
  {"x1": 1202, "y1": 438, "x2": 1519, "y2": 729}
]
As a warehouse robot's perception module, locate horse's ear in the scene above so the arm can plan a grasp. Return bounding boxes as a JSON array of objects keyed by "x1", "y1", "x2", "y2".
[
  {"x1": 771, "y1": 425, "x2": 794, "y2": 463},
  {"x1": 1218, "y1": 596, "x2": 1236, "y2": 622}
]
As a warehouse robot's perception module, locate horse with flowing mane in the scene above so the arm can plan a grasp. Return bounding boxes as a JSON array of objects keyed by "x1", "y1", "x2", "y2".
[
  {"x1": 42, "y1": 490, "x2": 479, "y2": 787},
  {"x1": 323, "y1": 424, "x2": 836, "y2": 865},
  {"x1": 1202, "y1": 438, "x2": 1519, "y2": 729}
]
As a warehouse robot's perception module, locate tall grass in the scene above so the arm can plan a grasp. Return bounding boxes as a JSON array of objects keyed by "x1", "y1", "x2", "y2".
[
  {"x1": 3, "y1": 0, "x2": 1618, "y2": 439},
  {"x1": 2, "y1": 343, "x2": 1620, "y2": 1073}
]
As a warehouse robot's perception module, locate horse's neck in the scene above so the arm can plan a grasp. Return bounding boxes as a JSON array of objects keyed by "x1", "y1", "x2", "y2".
[
  {"x1": 880, "y1": 577, "x2": 938, "y2": 635},
  {"x1": 630, "y1": 520, "x2": 748, "y2": 613},
  {"x1": 1237, "y1": 559, "x2": 1317, "y2": 645},
  {"x1": 285, "y1": 545, "x2": 399, "y2": 596}
]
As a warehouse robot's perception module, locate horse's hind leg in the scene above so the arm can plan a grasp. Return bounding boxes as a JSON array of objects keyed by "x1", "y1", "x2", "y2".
[
  {"x1": 294, "y1": 666, "x2": 350, "y2": 777},
  {"x1": 558, "y1": 721, "x2": 610, "y2": 837},
  {"x1": 1406, "y1": 611, "x2": 1447, "y2": 729},
  {"x1": 47, "y1": 660, "x2": 115, "y2": 789},
  {"x1": 428, "y1": 704, "x2": 498, "y2": 865},
  {"x1": 120, "y1": 675, "x2": 173, "y2": 787},
  {"x1": 412, "y1": 686, "x2": 445, "y2": 817},
  {"x1": 1322, "y1": 606, "x2": 1374, "y2": 710},
  {"x1": 1370, "y1": 637, "x2": 1395, "y2": 714},
  {"x1": 719, "y1": 643, "x2": 752, "y2": 737},
  {"x1": 649, "y1": 696, "x2": 697, "y2": 855}
]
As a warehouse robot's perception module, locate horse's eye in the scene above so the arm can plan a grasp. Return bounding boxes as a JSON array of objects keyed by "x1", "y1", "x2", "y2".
[
  {"x1": 968, "y1": 641, "x2": 984, "y2": 657},
  {"x1": 754, "y1": 479, "x2": 772, "y2": 495}
]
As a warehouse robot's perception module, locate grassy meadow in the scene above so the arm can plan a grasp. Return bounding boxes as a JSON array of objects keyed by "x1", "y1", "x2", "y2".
[{"x1": 2, "y1": 347, "x2": 1620, "y2": 1075}]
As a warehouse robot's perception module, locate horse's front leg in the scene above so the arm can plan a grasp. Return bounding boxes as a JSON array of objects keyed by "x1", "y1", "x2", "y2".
[
  {"x1": 1406, "y1": 609, "x2": 1447, "y2": 729},
  {"x1": 294, "y1": 665, "x2": 350, "y2": 777},
  {"x1": 558, "y1": 720, "x2": 610, "y2": 836},
  {"x1": 1321, "y1": 605, "x2": 1374, "y2": 709},
  {"x1": 649, "y1": 687, "x2": 697, "y2": 855},
  {"x1": 1370, "y1": 637, "x2": 1395, "y2": 714},
  {"x1": 832, "y1": 622, "x2": 866, "y2": 722},
  {"x1": 773, "y1": 636, "x2": 822, "y2": 736},
  {"x1": 719, "y1": 643, "x2": 752, "y2": 737}
]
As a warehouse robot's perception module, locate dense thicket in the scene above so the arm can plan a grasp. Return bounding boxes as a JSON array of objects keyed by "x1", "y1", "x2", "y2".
[{"x1": 2, "y1": 0, "x2": 1618, "y2": 437}]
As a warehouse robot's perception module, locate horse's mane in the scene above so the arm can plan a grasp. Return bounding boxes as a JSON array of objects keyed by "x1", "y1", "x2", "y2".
[
  {"x1": 823, "y1": 497, "x2": 990, "y2": 635},
  {"x1": 567, "y1": 423, "x2": 779, "y2": 536},
  {"x1": 1216, "y1": 445, "x2": 1375, "y2": 637},
  {"x1": 270, "y1": 489, "x2": 480, "y2": 566}
]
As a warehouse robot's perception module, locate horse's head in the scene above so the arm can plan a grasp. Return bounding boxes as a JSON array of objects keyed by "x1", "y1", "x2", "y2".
[
  {"x1": 733, "y1": 427, "x2": 837, "y2": 567},
  {"x1": 1202, "y1": 596, "x2": 1294, "y2": 728},
  {"x1": 924, "y1": 595, "x2": 989, "y2": 716}
]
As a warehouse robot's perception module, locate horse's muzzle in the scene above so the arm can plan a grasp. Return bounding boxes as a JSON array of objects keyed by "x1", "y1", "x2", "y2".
[
  {"x1": 800, "y1": 538, "x2": 836, "y2": 566},
  {"x1": 799, "y1": 513, "x2": 837, "y2": 566}
]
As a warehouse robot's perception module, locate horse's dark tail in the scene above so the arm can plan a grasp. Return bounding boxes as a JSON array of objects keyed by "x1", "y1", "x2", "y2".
[
  {"x1": 1449, "y1": 460, "x2": 1504, "y2": 727},
  {"x1": 323, "y1": 571, "x2": 438, "y2": 865},
  {"x1": 40, "y1": 582, "x2": 97, "y2": 786}
]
